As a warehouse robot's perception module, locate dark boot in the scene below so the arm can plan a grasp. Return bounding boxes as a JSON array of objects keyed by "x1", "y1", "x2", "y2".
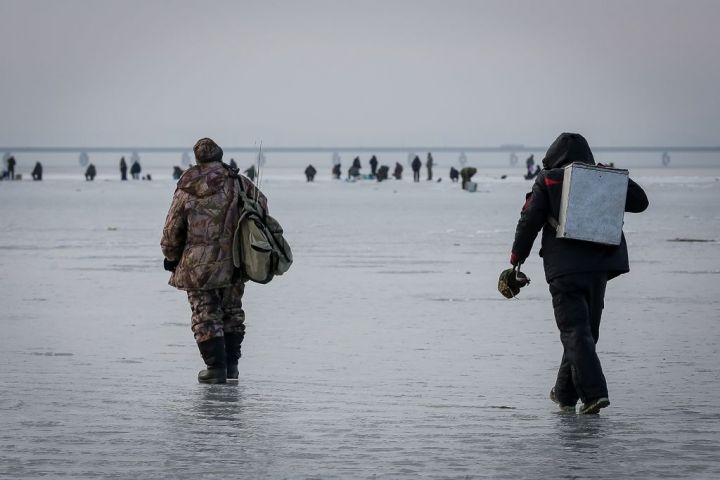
[
  {"x1": 225, "y1": 333, "x2": 243, "y2": 380},
  {"x1": 197, "y1": 337, "x2": 227, "y2": 384}
]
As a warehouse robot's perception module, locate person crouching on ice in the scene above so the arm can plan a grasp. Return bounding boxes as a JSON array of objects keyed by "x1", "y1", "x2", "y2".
[
  {"x1": 508, "y1": 133, "x2": 648, "y2": 414},
  {"x1": 161, "y1": 138, "x2": 268, "y2": 384}
]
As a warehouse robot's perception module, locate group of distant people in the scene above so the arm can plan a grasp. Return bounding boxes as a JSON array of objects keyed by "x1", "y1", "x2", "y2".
[
  {"x1": 2, "y1": 152, "x2": 556, "y2": 188},
  {"x1": 0, "y1": 156, "x2": 43, "y2": 181},
  {"x1": 410, "y1": 153, "x2": 434, "y2": 182},
  {"x1": 1, "y1": 155, "x2": 19, "y2": 180},
  {"x1": 118, "y1": 157, "x2": 144, "y2": 181},
  {"x1": 322, "y1": 153, "x2": 486, "y2": 191},
  {"x1": 328, "y1": 153, "x2": 441, "y2": 184},
  {"x1": 0, "y1": 156, "x2": 148, "y2": 181},
  {"x1": 83, "y1": 156, "x2": 154, "y2": 181}
]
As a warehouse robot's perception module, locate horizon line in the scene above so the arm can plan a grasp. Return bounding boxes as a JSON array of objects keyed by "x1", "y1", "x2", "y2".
[{"x1": 3, "y1": 145, "x2": 720, "y2": 154}]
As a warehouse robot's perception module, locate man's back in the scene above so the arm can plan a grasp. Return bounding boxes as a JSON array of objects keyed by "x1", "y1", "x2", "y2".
[
  {"x1": 161, "y1": 162, "x2": 265, "y2": 290},
  {"x1": 511, "y1": 133, "x2": 648, "y2": 281}
]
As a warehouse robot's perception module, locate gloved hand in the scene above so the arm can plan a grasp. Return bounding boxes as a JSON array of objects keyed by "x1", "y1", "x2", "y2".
[
  {"x1": 164, "y1": 258, "x2": 179, "y2": 272},
  {"x1": 510, "y1": 252, "x2": 521, "y2": 266}
]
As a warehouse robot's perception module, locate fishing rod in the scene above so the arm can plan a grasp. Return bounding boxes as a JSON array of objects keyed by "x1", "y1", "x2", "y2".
[{"x1": 255, "y1": 140, "x2": 263, "y2": 203}]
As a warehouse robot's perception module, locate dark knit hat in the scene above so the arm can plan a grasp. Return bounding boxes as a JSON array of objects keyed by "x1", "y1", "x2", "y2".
[{"x1": 193, "y1": 138, "x2": 223, "y2": 163}]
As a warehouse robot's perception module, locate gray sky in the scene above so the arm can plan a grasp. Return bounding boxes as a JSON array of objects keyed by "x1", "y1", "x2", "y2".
[{"x1": 1, "y1": 0, "x2": 718, "y2": 149}]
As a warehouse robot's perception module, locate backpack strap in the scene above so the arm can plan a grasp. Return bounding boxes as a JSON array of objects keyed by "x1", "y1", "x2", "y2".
[{"x1": 547, "y1": 216, "x2": 559, "y2": 230}]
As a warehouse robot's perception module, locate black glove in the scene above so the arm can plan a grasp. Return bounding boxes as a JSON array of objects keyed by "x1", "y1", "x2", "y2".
[{"x1": 164, "y1": 258, "x2": 179, "y2": 272}]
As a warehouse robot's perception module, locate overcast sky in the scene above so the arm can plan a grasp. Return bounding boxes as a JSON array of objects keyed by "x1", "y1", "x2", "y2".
[{"x1": 1, "y1": 0, "x2": 718, "y2": 149}]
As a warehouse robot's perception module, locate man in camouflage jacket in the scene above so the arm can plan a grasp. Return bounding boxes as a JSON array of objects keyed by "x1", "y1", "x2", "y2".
[{"x1": 161, "y1": 138, "x2": 267, "y2": 384}]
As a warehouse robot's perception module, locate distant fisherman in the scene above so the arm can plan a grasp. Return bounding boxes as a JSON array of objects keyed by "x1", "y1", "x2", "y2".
[
  {"x1": 369, "y1": 155, "x2": 378, "y2": 178},
  {"x1": 411, "y1": 155, "x2": 421, "y2": 182},
  {"x1": 130, "y1": 159, "x2": 141, "y2": 180},
  {"x1": 6, "y1": 155, "x2": 16, "y2": 180},
  {"x1": 85, "y1": 163, "x2": 97, "y2": 181},
  {"x1": 376, "y1": 165, "x2": 389, "y2": 182},
  {"x1": 460, "y1": 166, "x2": 476, "y2": 190},
  {"x1": 31, "y1": 162, "x2": 43, "y2": 181},
  {"x1": 305, "y1": 164, "x2": 317, "y2": 182},
  {"x1": 119, "y1": 157, "x2": 128, "y2": 181},
  {"x1": 508, "y1": 132, "x2": 648, "y2": 414},
  {"x1": 393, "y1": 162, "x2": 403, "y2": 180},
  {"x1": 244, "y1": 165, "x2": 257, "y2": 182}
]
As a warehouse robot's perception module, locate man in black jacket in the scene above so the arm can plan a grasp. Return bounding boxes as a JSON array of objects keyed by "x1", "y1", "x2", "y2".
[
  {"x1": 369, "y1": 155, "x2": 378, "y2": 178},
  {"x1": 509, "y1": 132, "x2": 648, "y2": 414},
  {"x1": 411, "y1": 155, "x2": 422, "y2": 182}
]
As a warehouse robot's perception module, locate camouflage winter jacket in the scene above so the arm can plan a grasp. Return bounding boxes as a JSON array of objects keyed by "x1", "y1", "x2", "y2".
[{"x1": 161, "y1": 161, "x2": 268, "y2": 290}]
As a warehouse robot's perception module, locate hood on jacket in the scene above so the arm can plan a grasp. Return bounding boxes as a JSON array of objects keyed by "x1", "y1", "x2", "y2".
[
  {"x1": 177, "y1": 162, "x2": 228, "y2": 198},
  {"x1": 193, "y1": 137, "x2": 223, "y2": 164},
  {"x1": 542, "y1": 133, "x2": 595, "y2": 170}
]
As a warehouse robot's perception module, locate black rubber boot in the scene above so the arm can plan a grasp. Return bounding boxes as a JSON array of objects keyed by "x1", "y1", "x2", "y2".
[
  {"x1": 225, "y1": 333, "x2": 243, "y2": 380},
  {"x1": 197, "y1": 337, "x2": 227, "y2": 384}
]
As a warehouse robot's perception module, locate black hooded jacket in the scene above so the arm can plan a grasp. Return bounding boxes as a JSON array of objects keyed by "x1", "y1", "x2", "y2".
[{"x1": 511, "y1": 133, "x2": 649, "y2": 282}]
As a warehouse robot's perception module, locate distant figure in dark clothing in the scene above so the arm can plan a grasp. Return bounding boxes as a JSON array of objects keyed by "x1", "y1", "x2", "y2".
[
  {"x1": 348, "y1": 165, "x2": 360, "y2": 180},
  {"x1": 244, "y1": 165, "x2": 257, "y2": 182},
  {"x1": 460, "y1": 167, "x2": 477, "y2": 190},
  {"x1": 524, "y1": 165, "x2": 541, "y2": 180},
  {"x1": 393, "y1": 162, "x2": 403, "y2": 180},
  {"x1": 332, "y1": 163, "x2": 342, "y2": 180},
  {"x1": 120, "y1": 157, "x2": 128, "y2": 181},
  {"x1": 411, "y1": 156, "x2": 422, "y2": 182},
  {"x1": 352, "y1": 156, "x2": 361, "y2": 172},
  {"x1": 229, "y1": 158, "x2": 238, "y2": 170},
  {"x1": 173, "y1": 166, "x2": 184, "y2": 180},
  {"x1": 376, "y1": 165, "x2": 389, "y2": 182},
  {"x1": 509, "y1": 132, "x2": 649, "y2": 415},
  {"x1": 85, "y1": 163, "x2": 97, "y2": 181},
  {"x1": 143, "y1": 174, "x2": 152, "y2": 181},
  {"x1": 130, "y1": 160, "x2": 141, "y2": 180},
  {"x1": 7, "y1": 156, "x2": 16, "y2": 180},
  {"x1": 369, "y1": 155, "x2": 378, "y2": 177},
  {"x1": 449, "y1": 167, "x2": 459, "y2": 183},
  {"x1": 31, "y1": 162, "x2": 43, "y2": 181},
  {"x1": 305, "y1": 164, "x2": 317, "y2": 182},
  {"x1": 526, "y1": 154, "x2": 535, "y2": 177},
  {"x1": 426, "y1": 153, "x2": 434, "y2": 181}
]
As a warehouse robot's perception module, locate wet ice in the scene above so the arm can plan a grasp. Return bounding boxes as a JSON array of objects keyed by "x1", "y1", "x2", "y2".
[{"x1": 1, "y1": 168, "x2": 719, "y2": 478}]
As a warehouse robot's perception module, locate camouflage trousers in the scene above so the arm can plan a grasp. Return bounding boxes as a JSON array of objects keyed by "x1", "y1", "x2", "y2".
[{"x1": 186, "y1": 282, "x2": 246, "y2": 343}]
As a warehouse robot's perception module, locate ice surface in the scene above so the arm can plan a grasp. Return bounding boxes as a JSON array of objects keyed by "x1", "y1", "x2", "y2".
[{"x1": 1, "y1": 168, "x2": 720, "y2": 478}]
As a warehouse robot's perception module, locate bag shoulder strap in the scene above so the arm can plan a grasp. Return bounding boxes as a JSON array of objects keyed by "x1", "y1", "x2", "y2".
[{"x1": 547, "y1": 216, "x2": 559, "y2": 230}]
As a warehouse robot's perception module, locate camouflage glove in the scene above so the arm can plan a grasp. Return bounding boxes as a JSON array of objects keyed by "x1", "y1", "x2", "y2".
[
  {"x1": 163, "y1": 258, "x2": 179, "y2": 272},
  {"x1": 498, "y1": 266, "x2": 530, "y2": 299}
]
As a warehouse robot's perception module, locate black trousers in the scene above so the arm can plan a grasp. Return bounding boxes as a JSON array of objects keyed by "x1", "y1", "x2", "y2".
[{"x1": 549, "y1": 272, "x2": 609, "y2": 405}]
